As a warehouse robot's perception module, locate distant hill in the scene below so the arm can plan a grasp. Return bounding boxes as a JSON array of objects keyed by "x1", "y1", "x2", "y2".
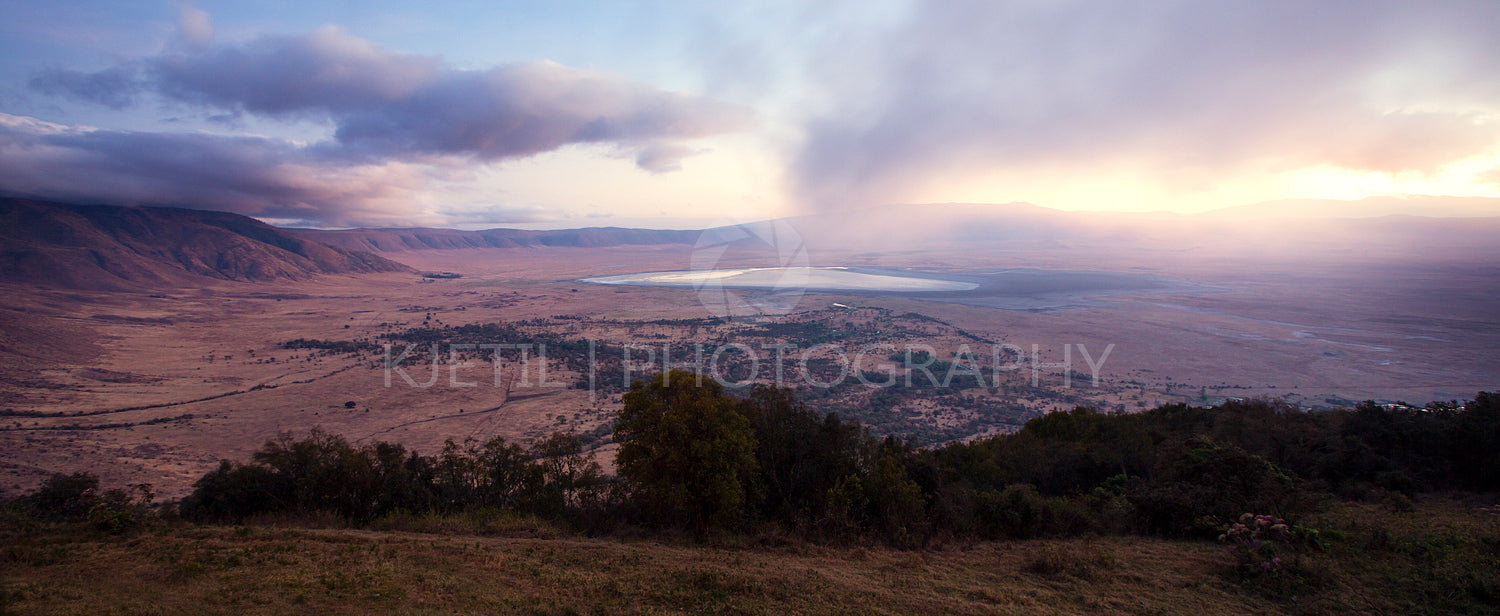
[
  {"x1": 0, "y1": 199, "x2": 411, "y2": 290},
  {"x1": 290, "y1": 227, "x2": 700, "y2": 252},
  {"x1": 8, "y1": 196, "x2": 1496, "y2": 291},
  {"x1": 298, "y1": 199, "x2": 1498, "y2": 266}
]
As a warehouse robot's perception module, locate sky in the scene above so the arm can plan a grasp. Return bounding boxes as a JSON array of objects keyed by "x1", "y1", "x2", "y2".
[{"x1": 1, "y1": 0, "x2": 1499, "y2": 229}]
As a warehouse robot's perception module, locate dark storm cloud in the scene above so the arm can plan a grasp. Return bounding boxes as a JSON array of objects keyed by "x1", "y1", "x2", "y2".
[
  {"x1": 145, "y1": 27, "x2": 440, "y2": 118},
  {"x1": 39, "y1": 26, "x2": 750, "y2": 164},
  {"x1": 0, "y1": 113, "x2": 431, "y2": 226},
  {"x1": 15, "y1": 26, "x2": 750, "y2": 225},
  {"x1": 791, "y1": 0, "x2": 1500, "y2": 209},
  {"x1": 325, "y1": 62, "x2": 746, "y2": 162}
]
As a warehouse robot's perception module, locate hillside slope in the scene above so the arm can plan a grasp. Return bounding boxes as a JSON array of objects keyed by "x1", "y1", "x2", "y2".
[
  {"x1": 0, "y1": 525, "x2": 1280, "y2": 615},
  {"x1": 0, "y1": 199, "x2": 411, "y2": 289},
  {"x1": 6, "y1": 496, "x2": 1494, "y2": 615}
]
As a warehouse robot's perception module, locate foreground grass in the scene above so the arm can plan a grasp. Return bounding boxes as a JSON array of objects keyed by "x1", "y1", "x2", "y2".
[
  {"x1": 2, "y1": 497, "x2": 1496, "y2": 615},
  {"x1": 1, "y1": 530, "x2": 1271, "y2": 615}
]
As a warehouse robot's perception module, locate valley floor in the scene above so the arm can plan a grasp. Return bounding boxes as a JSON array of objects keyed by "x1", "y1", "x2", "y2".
[{"x1": 6, "y1": 245, "x2": 1499, "y2": 499}]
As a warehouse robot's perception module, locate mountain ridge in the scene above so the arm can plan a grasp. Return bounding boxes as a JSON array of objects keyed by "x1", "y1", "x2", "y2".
[
  {"x1": 288, "y1": 226, "x2": 700, "y2": 253},
  {"x1": 0, "y1": 198, "x2": 412, "y2": 290}
]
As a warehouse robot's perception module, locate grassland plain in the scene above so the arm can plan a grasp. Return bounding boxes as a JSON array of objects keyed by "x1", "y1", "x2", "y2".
[
  {"x1": 3, "y1": 498, "x2": 1497, "y2": 615},
  {"x1": 6, "y1": 239, "x2": 1498, "y2": 499}
]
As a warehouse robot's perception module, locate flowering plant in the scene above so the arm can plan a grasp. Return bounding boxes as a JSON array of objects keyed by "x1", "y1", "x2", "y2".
[{"x1": 1218, "y1": 513, "x2": 1291, "y2": 576}]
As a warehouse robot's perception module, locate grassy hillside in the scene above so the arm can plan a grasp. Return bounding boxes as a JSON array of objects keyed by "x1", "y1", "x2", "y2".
[
  {"x1": 3, "y1": 497, "x2": 1497, "y2": 615},
  {"x1": 0, "y1": 524, "x2": 1290, "y2": 615}
]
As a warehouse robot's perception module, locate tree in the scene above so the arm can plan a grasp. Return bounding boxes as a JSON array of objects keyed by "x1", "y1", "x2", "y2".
[
  {"x1": 861, "y1": 442, "x2": 928, "y2": 547},
  {"x1": 530, "y1": 432, "x2": 604, "y2": 516},
  {"x1": 180, "y1": 460, "x2": 278, "y2": 521},
  {"x1": 433, "y1": 436, "x2": 540, "y2": 511},
  {"x1": 737, "y1": 385, "x2": 863, "y2": 524},
  {"x1": 251, "y1": 427, "x2": 379, "y2": 519},
  {"x1": 613, "y1": 370, "x2": 756, "y2": 538},
  {"x1": 1452, "y1": 392, "x2": 1500, "y2": 490}
]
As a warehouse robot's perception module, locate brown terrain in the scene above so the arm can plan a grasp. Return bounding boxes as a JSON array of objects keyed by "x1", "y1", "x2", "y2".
[
  {"x1": 0, "y1": 200, "x2": 411, "y2": 289},
  {"x1": 2, "y1": 198, "x2": 1498, "y2": 500}
]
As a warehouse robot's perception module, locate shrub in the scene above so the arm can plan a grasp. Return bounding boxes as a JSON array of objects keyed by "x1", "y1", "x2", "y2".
[
  {"x1": 971, "y1": 484, "x2": 1092, "y2": 540},
  {"x1": 21, "y1": 472, "x2": 100, "y2": 521},
  {"x1": 1129, "y1": 437, "x2": 1305, "y2": 537},
  {"x1": 1218, "y1": 513, "x2": 1292, "y2": 578},
  {"x1": 861, "y1": 449, "x2": 927, "y2": 548},
  {"x1": 87, "y1": 483, "x2": 155, "y2": 534}
]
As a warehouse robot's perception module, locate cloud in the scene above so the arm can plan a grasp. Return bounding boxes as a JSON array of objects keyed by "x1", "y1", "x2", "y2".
[
  {"x1": 633, "y1": 143, "x2": 701, "y2": 174},
  {"x1": 37, "y1": 26, "x2": 751, "y2": 163},
  {"x1": 147, "y1": 27, "x2": 439, "y2": 118},
  {"x1": 0, "y1": 113, "x2": 430, "y2": 227},
  {"x1": 1478, "y1": 166, "x2": 1500, "y2": 188},
  {"x1": 175, "y1": 3, "x2": 213, "y2": 49},
  {"x1": 325, "y1": 60, "x2": 748, "y2": 162},
  {"x1": 29, "y1": 66, "x2": 142, "y2": 109},
  {"x1": 788, "y1": 0, "x2": 1500, "y2": 210},
  {"x1": 16, "y1": 26, "x2": 751, "y2": 225}
]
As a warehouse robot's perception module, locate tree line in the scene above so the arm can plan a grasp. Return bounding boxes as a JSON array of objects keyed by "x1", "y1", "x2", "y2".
[{"x1": 9, "y1": 371, "x2": 1498, "y2": 547}]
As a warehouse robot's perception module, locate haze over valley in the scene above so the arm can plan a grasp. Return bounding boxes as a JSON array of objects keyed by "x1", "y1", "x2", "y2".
[
  {"x1": 2, "y1": 196, "x2": 1497, "y2": 499},
  {"x1": 3, "y1": 3, "x2": 1500, "y2": 614}
]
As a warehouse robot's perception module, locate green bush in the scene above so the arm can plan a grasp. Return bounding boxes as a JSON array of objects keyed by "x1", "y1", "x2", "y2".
[
  {"x1": 1128, "y1": 437, "x2": 1305, "y2": 537},
  {"x1": 87, "y1": 484, "x2": 155, "y2": 534},
  {"x1": 972, "y1": 484, "x2": 1092, "y2": 539}
]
